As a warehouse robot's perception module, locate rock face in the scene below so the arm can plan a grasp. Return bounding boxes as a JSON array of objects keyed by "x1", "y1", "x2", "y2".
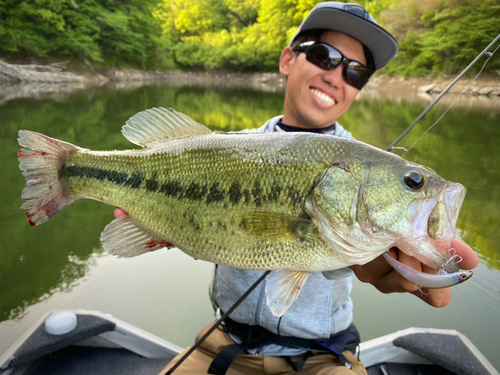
[
  {"x1": 1, "y1": 59, "x2": 499, "y2": 98},
  {"x1": 418, "y1": 84, "x2": 437, "y2": 93},
  {"x1": 478, "y1": 87, "x2": 495, "y2": 95},
  {"x1": 418, "y1": 82, "x2": 500, "y2": 96},
  {"x1": 0, "y1": 60, "x2": 84, "y2": 84}
]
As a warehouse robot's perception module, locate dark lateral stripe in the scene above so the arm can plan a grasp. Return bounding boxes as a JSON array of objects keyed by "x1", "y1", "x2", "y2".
[
  {"x1": 64, "y1": 165, "x2": 143, "y2": 188},
  {"x1": 206, "y1": 182, "x2": 225, "y2": 203},
  {"x1": 183, "y1": 182, "x2": 208, "y2": 200},
  {"x1": 252, "y1": 181, "x2": 263, "y2": 207},
  {"x1": 145, "y1": 178, "x2": 159, "y2": 191},
  {"x1": 228, "y1": 182, "x2": 243, "y2": 204},
  {"x1": 159, "y1": 181, "x2": 182, "y2": 196},
  {"x1": 63, "y1": 165, "x2": 292, "y2": 205},
  {"x1": 124, "y1": 172, "x2": 144, "y2": 188}
]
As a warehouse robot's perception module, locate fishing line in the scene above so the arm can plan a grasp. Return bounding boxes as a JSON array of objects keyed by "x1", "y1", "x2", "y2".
[
  {"x1": 406, "y1": 41, "x2": 500, "y2": 153},
  {"x1": 277, "y1": 315, "x2": 283, "y2": 338},
  {"x1": 388, "y1": 36, "x2": 500, "y2": 357},
  {"x1": 387, "y1": 33, "x2": 500, "y2": 152},
  {"x1": 455, "y1": 283, "x2": 469, "y2": 350},
  {"x1": 168, "y1": 33, "x2": 500, "y2": 375},
  {"x1": 166, "y1": 270, "x2": 271, "y2": 375}
]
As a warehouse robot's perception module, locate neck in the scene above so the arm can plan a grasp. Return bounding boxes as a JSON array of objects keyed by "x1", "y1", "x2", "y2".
[{"x1": 277, "y1": 119, "x2": 336, "y2": 134}]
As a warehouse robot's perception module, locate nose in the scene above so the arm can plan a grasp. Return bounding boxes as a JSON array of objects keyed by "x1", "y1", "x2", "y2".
[{"x1": 322, "y1": 64, "x2": 344, "y2": 88}]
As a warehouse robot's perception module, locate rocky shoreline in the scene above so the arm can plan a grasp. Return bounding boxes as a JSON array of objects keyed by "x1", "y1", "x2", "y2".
[{"x1": 1, "y1": 59, "x2": 499, "y2": 106}]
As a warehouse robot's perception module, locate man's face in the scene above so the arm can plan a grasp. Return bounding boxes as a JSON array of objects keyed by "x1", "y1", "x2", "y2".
[{"x1": 280, "y1": 31, "x2": 367, "y2": 129}]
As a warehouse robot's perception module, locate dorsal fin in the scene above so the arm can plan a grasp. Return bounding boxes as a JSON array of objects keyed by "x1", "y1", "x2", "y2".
[{"x1": 122, "y1": 107, "x2": 213, "y2": 148}]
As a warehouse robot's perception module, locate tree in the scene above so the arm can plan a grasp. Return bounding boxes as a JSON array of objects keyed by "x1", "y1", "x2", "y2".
[
  {"x1": 381, "y1": 0, "x2": 500, "y2": 77},
  {"x1": 0, "y1": 0, "x2": 170, "y2": 69}
]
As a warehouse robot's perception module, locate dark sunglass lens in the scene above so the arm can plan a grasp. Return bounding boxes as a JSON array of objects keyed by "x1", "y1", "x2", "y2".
[
  {"x1": 308, "y1": 44, "x2": 331, "y2": 69},
  {"x1": 309, "y1": 44, "x2": 341, "y2": 70},
  {"x1": 345, "y1": 63, "x2": 370, "y2": 89}
]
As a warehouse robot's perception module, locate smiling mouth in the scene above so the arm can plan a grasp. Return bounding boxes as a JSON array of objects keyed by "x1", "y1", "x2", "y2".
[{"x1": 310, "y1": 88, "x2": 336, "y2": 107}]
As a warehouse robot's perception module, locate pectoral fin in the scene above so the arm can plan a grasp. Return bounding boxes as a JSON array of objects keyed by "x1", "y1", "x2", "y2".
[
  {"x1": 241, "y1": 212, "x2": 312, "y2": 241},
  {"x1": 265, "y1": 270, "x2": 312, "y2": 317},
  {"x1": 101, "y1": 215, "x2": 174, "y2": 257}
]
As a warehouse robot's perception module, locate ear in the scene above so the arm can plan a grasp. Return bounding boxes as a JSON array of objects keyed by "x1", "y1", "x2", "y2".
[{"x1": 279, "y1": 46, "x2": 295, "y2": 76}]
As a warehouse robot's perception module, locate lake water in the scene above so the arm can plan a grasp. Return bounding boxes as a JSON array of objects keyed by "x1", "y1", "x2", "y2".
[{"x1": 1, "y1": 80, "x2": 499, "y2": 370}]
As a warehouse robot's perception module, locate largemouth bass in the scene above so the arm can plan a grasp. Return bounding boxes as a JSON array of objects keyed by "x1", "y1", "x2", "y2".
[{"x1": 18, "y1": 108, "x2": 470, "y2": 316}]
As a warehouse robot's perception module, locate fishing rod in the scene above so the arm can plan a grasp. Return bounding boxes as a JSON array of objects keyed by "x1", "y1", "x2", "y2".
[
  {"x1": 165, "y1": 270, "x2": 271, "y2": 375},
  {"x1": 387, "y1": 33, "x2": 500, "y2": 152},
  {"x1": 167, "y1": 33, "x2": 500, "y2": 375}
]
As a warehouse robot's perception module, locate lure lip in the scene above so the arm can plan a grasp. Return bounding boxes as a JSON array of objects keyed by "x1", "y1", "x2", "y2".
[{"x1": 383, "y1": 252, "x2": 473, "y2": 289}]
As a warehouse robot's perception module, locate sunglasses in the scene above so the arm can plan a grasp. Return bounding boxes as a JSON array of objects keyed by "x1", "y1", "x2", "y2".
[{"x1": 292, "y1": 41, "x2": 372, "y2": 90}]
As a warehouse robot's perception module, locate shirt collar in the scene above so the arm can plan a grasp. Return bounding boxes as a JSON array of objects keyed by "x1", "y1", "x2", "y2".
[{"x1": 276, "y1": 118, "x2": 337, "y2": 134}]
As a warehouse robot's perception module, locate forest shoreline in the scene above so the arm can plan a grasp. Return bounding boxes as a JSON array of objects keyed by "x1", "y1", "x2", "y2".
[{"x1": 1, "y1": 59, "x2": 500, "y2": 103}]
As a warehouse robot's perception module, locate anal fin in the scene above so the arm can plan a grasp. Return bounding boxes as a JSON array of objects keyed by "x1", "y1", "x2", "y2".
[
  {"x1": 100, "y1": 216, "x2": 174, "y2": 257},
  {"x1": 266, "y1": 270, "x2": 312, "y2": 317}
]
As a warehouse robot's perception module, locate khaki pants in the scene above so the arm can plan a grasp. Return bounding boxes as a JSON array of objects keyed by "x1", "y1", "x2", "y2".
[{"x1": 159, "y1": 321, "x2": 367, "y2": 375}]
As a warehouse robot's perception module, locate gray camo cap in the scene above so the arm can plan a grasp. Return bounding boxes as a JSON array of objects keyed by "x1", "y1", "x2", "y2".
[{"x1": 290, "y1": 2, "x2": 398, "y2": 69}]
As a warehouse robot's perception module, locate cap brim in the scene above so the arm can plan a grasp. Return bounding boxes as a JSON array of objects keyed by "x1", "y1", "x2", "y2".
[{"x1": 291, "y1": 7, "x2": 398, "y2": 69}]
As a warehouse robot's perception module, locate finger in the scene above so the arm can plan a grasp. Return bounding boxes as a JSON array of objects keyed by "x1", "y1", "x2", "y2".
[
  {"x1": 407, "y1": 261, "x2": 451, "y2": 307},
  {"x1": 450, "y1": 238, "x2": 479, "y2": 270},
  {"x1": 351, "y1": 249, "x2": 420, "y2": 294},
  {"x1": 349, "y1": 247, "x2": 396, "y2": 283},
  {"x1": 411, "y1": 286, "x2": 451, "y2": 308},
  {"x1": 378, "y1": 250, "x2": 422, "y2": 293},
  {"x1": 113, "y1": 207, "x2": 128, "y2": 219}
]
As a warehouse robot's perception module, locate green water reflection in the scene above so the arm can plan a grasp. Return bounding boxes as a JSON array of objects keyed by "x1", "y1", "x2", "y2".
[
  {"x1": 0, "y1": 85, "x2": 286, "y2": 322},
  {"x1": 1, "y1": 83, "x2": 499, "y2": 362}
]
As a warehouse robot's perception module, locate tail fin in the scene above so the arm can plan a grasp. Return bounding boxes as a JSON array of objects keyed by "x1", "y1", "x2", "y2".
[{"x1": 17, "y1": 130, "x2": 82, "y2": 226}]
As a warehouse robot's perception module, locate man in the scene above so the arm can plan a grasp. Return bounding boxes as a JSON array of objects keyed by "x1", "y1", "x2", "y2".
[{"x1": 116, "y1": 2, "x2": 479, "y2": 374}]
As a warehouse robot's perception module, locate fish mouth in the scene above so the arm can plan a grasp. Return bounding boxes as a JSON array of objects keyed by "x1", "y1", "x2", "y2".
[
  {"x1": 405, "y1": 182, "x2": 466, "y2": 272},
  {"x1": 428, "y1": 182, "x2": 466, "y2": 241},
  {"x1": 409, "y1": 182, "x2": 465, "y2": 241}
]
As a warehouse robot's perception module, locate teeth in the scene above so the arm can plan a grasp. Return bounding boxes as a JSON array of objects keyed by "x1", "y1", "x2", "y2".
[{"x1": 310, "y1": 89, "x2": 336, "y2": 106}]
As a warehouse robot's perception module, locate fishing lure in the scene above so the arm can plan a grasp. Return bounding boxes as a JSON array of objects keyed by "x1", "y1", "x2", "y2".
[{"x1": 382, "y1": 252, "x2": 472, "y2": 289}]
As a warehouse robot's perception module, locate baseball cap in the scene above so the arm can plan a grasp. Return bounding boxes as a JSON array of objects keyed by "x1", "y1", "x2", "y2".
[{"x1": 290, "y1": 2, "x2": 398, "y2": 69}]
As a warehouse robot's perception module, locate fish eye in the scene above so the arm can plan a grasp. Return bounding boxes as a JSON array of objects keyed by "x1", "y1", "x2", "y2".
[
  {"x1": 460, "y1": 272, "x2": 471, "y2": 281},
  {"x1": 404, "y1": 170, "x2": 425, "y2": 190}
]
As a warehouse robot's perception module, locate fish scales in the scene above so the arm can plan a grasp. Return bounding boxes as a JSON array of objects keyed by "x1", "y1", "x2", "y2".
[
  {"x1": 18, "y1": 107, "x2": 470, "y2": 316},
  {"x1": 61, "y1": 132, "x2": 366, "y2": 271}
]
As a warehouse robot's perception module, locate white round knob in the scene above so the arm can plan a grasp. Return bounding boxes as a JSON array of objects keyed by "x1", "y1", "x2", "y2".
[{"x1": 45, "y1": 310, "x2": 77, "y2": 335}]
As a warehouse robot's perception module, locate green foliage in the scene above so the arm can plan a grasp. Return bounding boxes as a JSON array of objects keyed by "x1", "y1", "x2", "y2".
[
  {"x1": 153, "y1": 0, "x2": 323, "y2": 72},
  {"x1": 0, "y1": 0, "x2": 171, "y2": 69},
  {"x1": 0, "y1": 0, "x2": 497, "y2": 75},
  {"x1": 351, "y1": 0, "x2": 399, "y2": 18},
  {"x1": 381, "y1": 0, "x2": 500, "y2": 77}
]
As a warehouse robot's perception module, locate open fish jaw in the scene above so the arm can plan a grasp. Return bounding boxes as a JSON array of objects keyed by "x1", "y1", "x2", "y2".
[
  {"x1": 397, "y1": 181, "x2": 466, "y2": 272},
  {"x1": 428, "y1": 182, "x2": 466, "y2": 240}
]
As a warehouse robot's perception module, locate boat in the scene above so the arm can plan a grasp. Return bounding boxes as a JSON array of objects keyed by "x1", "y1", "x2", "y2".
[{"x1": 0, "y1": 309, "x2": 497, "y2": 375}]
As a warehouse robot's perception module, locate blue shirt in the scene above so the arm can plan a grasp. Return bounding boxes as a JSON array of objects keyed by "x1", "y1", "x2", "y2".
[{"x1": 212, "y1": 115, "x2": 355, "y2": 356}]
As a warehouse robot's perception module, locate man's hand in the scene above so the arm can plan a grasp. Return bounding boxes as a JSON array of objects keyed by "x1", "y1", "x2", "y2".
[
  {"x1": 114, "y1": 208, "x2": 128, "y2": 218},
  {"x1": 350, "y1": 239, "x2": 479, "y2": 307}
]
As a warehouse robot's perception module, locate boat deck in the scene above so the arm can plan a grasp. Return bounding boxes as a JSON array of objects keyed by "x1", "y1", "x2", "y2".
[{"x1": 1, "y1": 310, "x2": 497, "y2": 375}]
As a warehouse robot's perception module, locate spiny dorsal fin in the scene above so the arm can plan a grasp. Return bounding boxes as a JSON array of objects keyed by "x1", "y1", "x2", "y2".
[{"x1": 122, "y1": 107, "x2": 213, "y2": 148}]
